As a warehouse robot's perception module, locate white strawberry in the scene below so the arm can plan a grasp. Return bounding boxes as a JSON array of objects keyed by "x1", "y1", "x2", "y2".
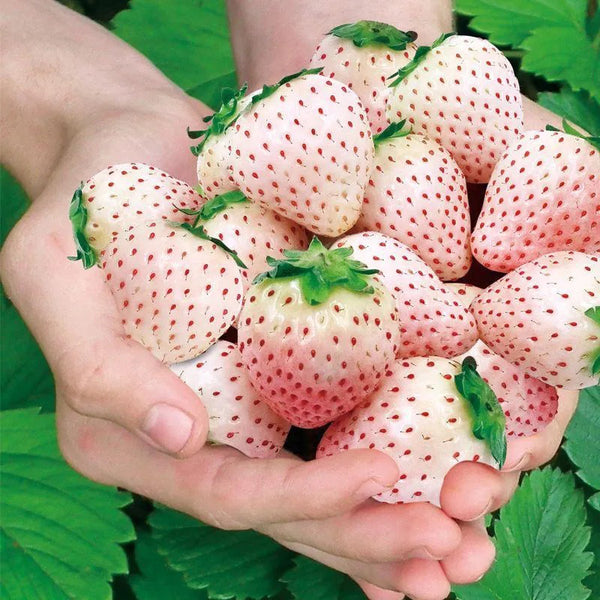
[
  {"x1": 71, "y1": 163, "x2": 202, "y2": 265},
  {"x1": 332, "y1": 232, "x2": 478, "y2": 358},
  {"x1": 238, "y1": 237, "x2": 400, "y2": 428},
  {"x1": 318, "y1": 355, "x2": 503, "y2": 505},
  {"x1": 354, "y1": 122, "x2": 472, "y2": 280},
  {"x1": 171, "y1": 342, "x2": 290, "y2": 457},
  {"x1": 192, "y1": 69, "x2": 375, "y2": 236},
  {"x1": 386, "y1": 34, "x2": 523, "y2": 183},
  {"x1": 471, "y1": 251, "x2": 600, "y2": 389},
  {"x1": 310, "y1": 21, "x2": 418, "y2": 133}
]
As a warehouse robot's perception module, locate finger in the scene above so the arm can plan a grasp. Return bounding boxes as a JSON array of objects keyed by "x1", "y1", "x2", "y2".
[
  {"x1": 502, "y1": 388, "x2": 579, "y2": 472},
  {"x1": 263, "y1": 501, "x2": 462, "y2": 563},
  {"x1": 56, "y1": 403, "x2": 400, "y2": 528},
  {"x1": 356, "y1": 579, "x2": 405, "y2": 600},
  {"x1": 441, "y1": 461, "x2": 519, "y2": 521},
  {"x1": 283, "y1": 541, "x2": 451, "y2": 600},
  {"x1": 441, "y1": 519, "x2": 496, "y2": 585}
]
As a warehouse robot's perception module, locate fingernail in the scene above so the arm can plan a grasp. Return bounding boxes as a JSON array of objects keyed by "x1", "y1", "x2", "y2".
[
  {"x1": 471, "y1": 497, "x2": 494, "y2": 521},
  {"x1": 502, "y1": 452, "x2": 531, "y2": 472},
  {"x1": 356, "y1": 477, "x2": 396, "y2": 498},
  {"x1": 141, "y1": 403, "x2": 194, "y2": 454}
]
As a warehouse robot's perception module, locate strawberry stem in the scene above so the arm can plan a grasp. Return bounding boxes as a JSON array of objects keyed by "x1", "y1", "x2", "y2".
[
  {"x1": 67, "y1": 184, "x2": 98, "y2": 269},
  {"x1": 388, "y1": 32, "x2": 455, "y2": 87},
  {"x1": 328, "y1": 21, "x2": 417, "y2": 51},
  {"x1": 373, "y1": 121, "x2": 411, "y2": 147},
  {"x1": 455, "y1": 356, "x2": 507, "y2": 467},
  {"x1": 546, "y1": 120, "x2": 600, "y2": 151},
  {"x1": 254, "y1": 237, "x2": 379, "y2": 305},
  {"x1": 585, "y1": 307, "x2": 600, "y2": 376}
]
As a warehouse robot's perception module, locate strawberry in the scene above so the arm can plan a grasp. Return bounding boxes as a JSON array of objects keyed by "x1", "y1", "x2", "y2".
[
  {"x1": 177, "y1": 190, "x2": 309, "y2": 293},
  {"x1": 192, "y1": 69, "x2": 375, "y2": 237},
  {"x1": 354, "y1": 122, "x2": 471, "y2": 280},
  {"x1": 309, "y1": 21, "x2": 418, "y2": 134},
  {"x1": 471, "y1": 251, "x2": 600, "y2": 390},
  {"x1": 332, "y1": 232, "x2": 478, "y2": 358},
  {"x1": 386, "y1": 34, "x2": 523, "y2": 183},
  {"x1": 71, "y1": 217, "x2": 244, "y2": 363},
  {"x1": 238, "y1": 237, "x2": 400, "y2": 428},
  {"x1": 318, "y1": 355, "x2": 505, "y2": 505},
  {"x1": 471, "y1": 124, "x2": 600, "y2": 272},
  {"x1": 69, "y1": 163, "x2": 202, "y2": 266},
  {"x1": 170, "y1": 341, "x2": 290, "y2": 457}
]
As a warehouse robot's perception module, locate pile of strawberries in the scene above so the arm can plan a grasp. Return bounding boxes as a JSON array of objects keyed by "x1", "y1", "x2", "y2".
[{"x1": 70, "y1": 21, "x2": 599, "y2": 506}]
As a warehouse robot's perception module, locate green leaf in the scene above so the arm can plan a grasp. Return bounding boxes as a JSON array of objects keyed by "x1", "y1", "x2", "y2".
[
  {"x1": 454, "y1": 468, "x2": 594, "y2": 600},
  {"x1": 328, "y1": 21, "x2": 417, "y2": 51},
  {"x1": 150, "y1": 506, "x2": 294, "y2": 599},
  {"x1": 454, "y1": 356, "x2": 507, "y2": 467},
  {"x1": 564, "y1": 386, "x2": 600, "y2": 509},
  {"x1": 187, "y1": 72, "x2": 238, "y2": 111},
  {"x1": 281, "y1": 556, "x2": 365, "y2": 600},
  {"x1": 584, "y1": 503, "x2": 600, "y2": 594},
  {"x1": 112, "y1": 0, "x2": 235, "y2": 97},
  {"x1": 538, "y1": 88, "x2": 600, "y2": 136},
  {"x1": 372, "y1": 120, "x2": 411, "y2": 147},
  {"x1": 196, "y1": 189, "x2": 248, "y2": 221},
  {"x1": 0, "y1": 408, "x2": 135, "y2": 600},
  {"x1": 249, "y1": 67, "x2": 323, "y2": 107},
  {"x1": 254, "y1": 237, "x2": 378, "y2": 305},
  {"x1": 68, "y1": 184, "x2": 98, "y2": 269},
  {"x1": 130, "y1": 530, "x2": 207, "y2": 600}
]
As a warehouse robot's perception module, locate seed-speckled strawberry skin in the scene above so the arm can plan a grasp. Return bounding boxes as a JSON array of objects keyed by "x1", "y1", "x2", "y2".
[
  {"x1": 471, "y1": 130, "x2": 600, "y2": 272},
  {"x1": 238, "y1": 278, "x2": 400, "y2": 428},
  {"x1": 229, "y1": 74, "x2": 374, "y2": 236},
  {"x1": 386, "y1": 35, "x2": 523, "y2": 183},
  {"x1": 318, "y1": 356, "x2": 496, "y2": 506},
  {"x1": 102, "y1": 221, "x2": 243, "y2": 363},
  {"x1": 310, "y1": 35, "x2": 417, "y2": 134},
  {"x1": 471, "y1": 251, "x2": 600, "y2": 389},
  {"x1": 83, "y1": 163, "x2": 203, "y2": 253},
  {"x1": 333, "y1": 232, "x2": 477, "y2": 358},
  {"x1": 171, "y1": 342, "x2": 290, "y2": 457},
  {"x1": 355, "y1": 133, "x2": 471, "y2": 280}
]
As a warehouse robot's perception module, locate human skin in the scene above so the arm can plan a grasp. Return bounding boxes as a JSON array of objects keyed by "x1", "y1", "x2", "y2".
[{"x1": 0, "y1": 1, "x2": 577, "y2": 599}]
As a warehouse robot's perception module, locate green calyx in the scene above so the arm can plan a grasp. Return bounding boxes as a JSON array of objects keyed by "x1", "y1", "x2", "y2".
[
  {"x1": 328, "y1": 21, "x2": 417, "y2": 51},
  {"x1": 373, "y1": 120, "x2": 411, "y2": 147},
  {"x1": 189, "y1": 84, "x2": 248, "y2": 156},
  {"x1": 253, "y1": 237, "x2": 379, "y2": 305},
  {"x1": 585, "y1": 306, "x2": 600, "y2": 376},
  {"x1": 68, "y1": 184, "x2": 98, "y2": 269},
  {"x1": 170, "y1": 220, "x2": 247, "y2": 270},
  {"x1": 176, "y1": 190, "x2": 248, "y2": 223},
  {"x1": 545, "y1": 120, "x2": 600, "y2": 152},
  {"x1": 248, "y1": 67, "x2": 323, "y2": 107},
  {"x1": 388, "y1": 32, "x2": 455, "y2": 87},
  {"x1": 454, "y1": 356, "x2": 507, "y2": 468}
]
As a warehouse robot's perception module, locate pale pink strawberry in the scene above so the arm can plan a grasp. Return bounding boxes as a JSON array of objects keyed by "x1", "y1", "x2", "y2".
[
  {"x1": 310, "y1": 21, "x2": 418, "y2": 133},
  {"x1": 238, "y1": 238, "x2": 400, "y2": 428},
  {"x1": 471, "y1": 128, "x2": 600, "y2": 272},
  {"x1": 78, "y1": 163, "x2": 202, "y2": 256},
  {"x1": 193, "y1": 70, "x2": 375, "y2": 237},
  {"x1": 333, "y1": 232, "x2": 477, "y2": 358},
  {"x1": 170, "y1": 341, "x2": 290, "y2": 457},
  {"x1": 354, "y1": 124, "x2": 471, "y2": 279},
  {"x1": 386, "y1": 34, "x2": 523, "y2": 183},
  {"x1": 318, "y1": 355, "x2": 501, "y2": 505},
  {"x1": 185, "y1": 190, "x2": 309, "y2": 293},
  {"x1": 471, "y1": 251, "x2": 600, "y2": 389},
  {"x1": 99, "y1": 221, "x2": 243, "y2": 363}
]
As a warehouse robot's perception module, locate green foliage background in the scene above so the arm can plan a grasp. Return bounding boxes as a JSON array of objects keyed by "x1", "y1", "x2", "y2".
[{"x1": 1, "y1": 1, "x2": 599, "y2": 599}]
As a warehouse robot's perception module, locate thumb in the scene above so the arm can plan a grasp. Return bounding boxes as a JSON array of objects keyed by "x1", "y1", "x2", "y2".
[{"x1": 55, "y1": 335, "x2": 209, "y2": 457}]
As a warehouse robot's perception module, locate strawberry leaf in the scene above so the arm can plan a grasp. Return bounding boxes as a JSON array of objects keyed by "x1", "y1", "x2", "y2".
[
  {"x1": 585, "y1": 307, "x2": 600, "y2": 375},
  {"x1": 538, "y1": 87, "x2": 600, "y2": 136},
  {"x1": 564, "y1": 385, "x2": 600, "y2": 510},
  {"x1": 198, "y1": 189, "x2": 248, "y2": 221},
  {"x1": 388, "y1": 32, "x2": 455, "y2": 87},
  {"x1": 454, "y1": 468, "x2": 594, "y2": 600},
  {"x1": 372, "y1": 120, "x2": 411, "y2": 147},
  {"x1": 546, "y1": 122, "x2": 600, "y2": 152},
  {"x1": 68, "y1": 184, "x2": 98, "y2": 269},
  {"x1": 249, "y1": 67, "x2": 324, "y2": 107},
  {"x1": 328, "y1": 21, "x2": 417, "y2": 51},
  {"x1": 254, "y1": 237, "x2": 378, "y2": 305},
  {"x1": 455, "y1": 356, "x2": 507, "y2": 467}
]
